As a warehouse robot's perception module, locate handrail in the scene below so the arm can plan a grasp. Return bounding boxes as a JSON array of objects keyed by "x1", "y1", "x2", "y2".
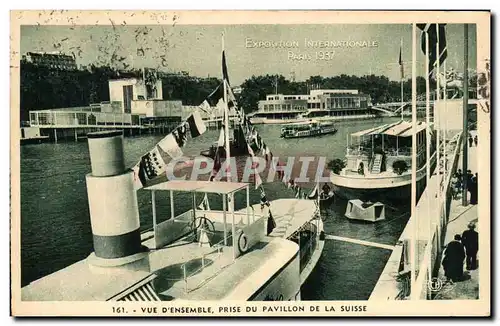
[{"x1": 180, "y1": 234, "x2": 233, "y2": 293}]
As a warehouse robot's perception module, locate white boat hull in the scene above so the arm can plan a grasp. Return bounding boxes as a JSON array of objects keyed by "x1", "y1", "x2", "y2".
[
  {"x1": 250, "y1": 114, "x2": 378, "y2": 125},
  {"x1": 330, "y1": 153, "x2": 437, "y2": 202}
]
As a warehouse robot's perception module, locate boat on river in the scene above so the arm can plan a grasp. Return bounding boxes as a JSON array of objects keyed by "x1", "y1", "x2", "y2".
[
  {"x1": 307, "y1": 184, "x2": 335, "y2": 208},
  {"x1": 330, "y1": 120, "x2": 437, "y2": 201},
  {"x1": 280, "y1": 120, "x2": 337, "y2": 139},
  {"x1": 21, "y1": 131, "x2": 324, "y2": 302}
]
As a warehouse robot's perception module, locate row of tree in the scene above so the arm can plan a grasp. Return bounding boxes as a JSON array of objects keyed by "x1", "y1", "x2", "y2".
[
  {"x1": 19, "y1": 62, "x2": 475, "y2": 121},
  {"x1": 20, "y1": 62, "x2": 221, "y2": 121}
]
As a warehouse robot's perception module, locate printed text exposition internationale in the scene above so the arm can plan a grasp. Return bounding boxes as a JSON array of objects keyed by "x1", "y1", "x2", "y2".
[{"x1": 245, "y1": 38, "x2": 379, "y2": 49}]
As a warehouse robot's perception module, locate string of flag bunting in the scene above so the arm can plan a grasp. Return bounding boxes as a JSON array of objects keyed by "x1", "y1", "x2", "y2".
[{"x1": 130, "y1": 47, "x2": 310, "y2": 215}]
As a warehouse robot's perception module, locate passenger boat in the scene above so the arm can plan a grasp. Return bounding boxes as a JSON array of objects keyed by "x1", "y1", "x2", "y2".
[
  {"x1": 21, "y1": 131, "x2": 324, "y2": 302},
  {"x1": 249, "y1": 89, "x2": 377, "y2": 125},
  {"x1": 21, "y1": 40, "x2": 324, "y2": 302},
  {"x1": 280, "y1": 120, "x2": 337, "y2": 139},
  {"x1": 330, "y1": 120, "x2": 437, "y2": 202}
]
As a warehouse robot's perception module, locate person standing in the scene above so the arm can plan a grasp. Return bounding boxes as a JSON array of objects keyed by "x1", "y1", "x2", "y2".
[
  {"x1": 442, "y1": 234, "x2": 466, "y2": 282},
  {"x1": 474, "y1": 135, "x2": 478, "y2": 147},
  {"x1": 466, "y1": 170, "x2": 474, "y2": 202},
  {"x1": 470, "y1": 173, "x2": 478, "y2": 205},
  {"x1": 462, "y1": 222, "x2": 479, "y2": 270},
  {"x1": 468, "y1": 135, "x2": 473, "y2": 147}
]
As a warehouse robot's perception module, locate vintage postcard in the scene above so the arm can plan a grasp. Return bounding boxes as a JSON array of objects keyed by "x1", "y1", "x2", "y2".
[{"x1": 10, "y1": 10, "x2": 491, "y2": 316}]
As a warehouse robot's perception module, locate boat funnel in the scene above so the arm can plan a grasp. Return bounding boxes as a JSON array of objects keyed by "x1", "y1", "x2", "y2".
[{"x1": 85, "y1": 131, "x2": 144, "y2": 262}]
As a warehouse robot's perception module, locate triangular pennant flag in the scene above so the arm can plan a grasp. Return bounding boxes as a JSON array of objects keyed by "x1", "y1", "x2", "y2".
[
  {"x1": 255, "y1": 172, "x2": 263, "y2": 190},
  {"x1": 198, "y1": 193, "x2": 211, "y2": 211},
  {"x1": 247, "y1": 143, "x2": 255, "y2": 158},
  {"x1": 187, "y1": 111, "x2": 207, "y2": 138},
  {"x1": 199, "y1": 100, "x2": 211, "y2": 113},
  {"x1": 267, "y1": 210, "x2": 277, "y2": 235},
  {"x1": 133, "y1": 146, "x2": 167, "y2": 189},
  {"x1": 225, "y1": 80, "x2": 237, "y2": 108},
  {"x1": 417, "y1": 24, "x2": 447, "y2": 75},
  {"x1": 222, "y1": 50, "x2": 230, "y2": 86},
  {"x1": 132, "y1": 164, "x2": 144, "y2": 190},
  {"x1": 158, "y1": 134, "x2": 183, "y2": 159},
  {"x1": 308, "y1": 184, "x2": 319, "y2": 200},
  {"x1": 172, "y1": 123, "x2": 188, "y2": 148},
  {"x1": 205, "y1": 83, "x2": 224, "y2": 107},
  {"x1": 295, "y1": 186, "x2": 301, "y2": 198}
]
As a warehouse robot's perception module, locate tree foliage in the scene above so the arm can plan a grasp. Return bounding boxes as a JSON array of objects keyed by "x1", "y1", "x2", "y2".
[
  {"x1": 392, "y1": 160, "x2": 409, "y2": 175},
  {"x1": 327, "y1": 158, "x2": 347, "y2": 175}
]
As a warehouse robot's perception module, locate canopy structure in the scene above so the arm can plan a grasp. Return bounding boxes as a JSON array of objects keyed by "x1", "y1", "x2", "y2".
[
  {"x1": 350, "y1": 120, "x2": 430, "y2": 138},
  {"x1": 144, "y1": 180, "x2": 249, "y2": 195},
  {"x1": 144, "y1": 180, "x2": 251, "y2": 259}
]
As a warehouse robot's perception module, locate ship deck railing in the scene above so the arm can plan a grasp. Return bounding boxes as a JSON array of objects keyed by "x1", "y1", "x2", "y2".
[
  {"x1": 29, "y1": 110, "x2": 144, "y2": 128},
  {"x1": 180, "y1": 235, "x2": 234, "y2": 294},
  {"x1": 347, "y1": 145, "x2": 426, "y2": 158}
]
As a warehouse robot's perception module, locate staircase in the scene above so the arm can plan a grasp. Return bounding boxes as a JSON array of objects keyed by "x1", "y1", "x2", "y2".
[{"x1": 371, "y1": 154, "x2": 383, "y2": 174}]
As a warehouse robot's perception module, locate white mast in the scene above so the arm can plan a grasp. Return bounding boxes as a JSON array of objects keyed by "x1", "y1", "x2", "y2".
[
  {"x1": 424, "y1": 26, "x2": 432, "y2": 291},
  {"x1": 222, "y1": 33, "x2": 237, "y2": 260},
  {"x1": 401, "y1": 37, "x2": 404, "y2": 120},
  {"x1": 410, "y1": 23, "x2": 418, "y2": 301},
  {"x1": 443, "y1": 54, "x2": 448, "y2": 238},
  {"x1": 435, "y1": 25, "x2": 442, "y2": 258}
]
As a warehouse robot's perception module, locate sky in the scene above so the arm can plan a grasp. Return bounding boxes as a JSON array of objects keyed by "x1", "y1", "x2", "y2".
[{"x1": 21, "y1": 24, "x2": 477, "y2": 86}]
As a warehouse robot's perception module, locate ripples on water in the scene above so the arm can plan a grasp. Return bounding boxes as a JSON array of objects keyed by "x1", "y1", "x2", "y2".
[{"x1": 20, "y1": 117, "x2": 410, "y2": 299}]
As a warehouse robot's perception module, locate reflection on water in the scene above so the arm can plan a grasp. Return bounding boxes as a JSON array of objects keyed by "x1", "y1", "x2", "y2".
[{"x1": 20, "y1": 117, "x2": 409, "y2": 299}]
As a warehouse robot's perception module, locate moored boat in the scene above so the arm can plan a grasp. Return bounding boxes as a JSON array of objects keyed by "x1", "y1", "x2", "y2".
[
  {"x1": 249, "y1": 89, "x2": 376, "y2": 125},
  {"x1": 330, "y1": 120, "x2": 437, "y2": 202},
  {"x1": 280, "y1": 120, "x2": 337, "y2": 139},
  {"x1": 307, "y1": 184, "x2": 335, "y2": 208}
]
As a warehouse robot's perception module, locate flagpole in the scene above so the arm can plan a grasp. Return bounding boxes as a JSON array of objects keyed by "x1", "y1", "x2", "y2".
[
  {"x1": 462, "y1": 25, "x2": 469, "y2": 206},
  {"x1": 410, "y1": 23, "x2": 418, "y2": 301},
  {"x1": 401, "y1": 37, "x2": 404, "y2": 120},
  {"x1": 433, "y1": 24, "x2": 441, "y2": 289},
  {"x1": 436, "y1": 24, "x2": 443, "y2": 255},
  {"x1": 222, "y1": 33, "x2": 236, "y2": 260},
  {"x1": 442, "y1": 56, "x2": 447, "y2": 245}
]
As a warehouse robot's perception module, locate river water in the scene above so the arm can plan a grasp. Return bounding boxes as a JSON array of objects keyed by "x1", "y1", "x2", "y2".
[{"x1": 20, "y1": 116, "x2": 410, "y2": 300}]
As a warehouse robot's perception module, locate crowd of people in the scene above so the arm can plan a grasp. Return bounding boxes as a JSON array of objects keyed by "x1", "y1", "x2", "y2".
[
  {"x1": 451, "y1": 169, "x2": 478, "y2": 205},
  {"x1": 442, "y1": 222, "x2": 479, "y2": 283}
]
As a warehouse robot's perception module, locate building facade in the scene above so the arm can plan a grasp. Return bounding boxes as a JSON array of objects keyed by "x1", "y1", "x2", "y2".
[{"x1": 250, "y1": 89, "x2": 374, "y2": 124}]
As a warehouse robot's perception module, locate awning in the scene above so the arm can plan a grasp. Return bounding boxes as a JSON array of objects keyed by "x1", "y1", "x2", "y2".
[
  {"x1": 399, "y1": 122, "x2": 428, "y2": 137},
  {"x1": 351, "y1": 120, "x2": 429, "y2": 138},
  {"x1": 350, "y1": 121, "x2": 400, "y2": 137},
  {"x1": 145, "y1": 180, "x2": 249, "y2": 195}
]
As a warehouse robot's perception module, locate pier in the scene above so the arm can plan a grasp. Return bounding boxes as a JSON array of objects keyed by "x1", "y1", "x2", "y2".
[{"x1": 369, "y1": 130, "x2": 481, "y2": 300}]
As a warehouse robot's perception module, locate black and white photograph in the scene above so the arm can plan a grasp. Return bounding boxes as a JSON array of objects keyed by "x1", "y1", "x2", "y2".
[{"x1": 10, "y1": 10, "x2": 491, "y2": 316}]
